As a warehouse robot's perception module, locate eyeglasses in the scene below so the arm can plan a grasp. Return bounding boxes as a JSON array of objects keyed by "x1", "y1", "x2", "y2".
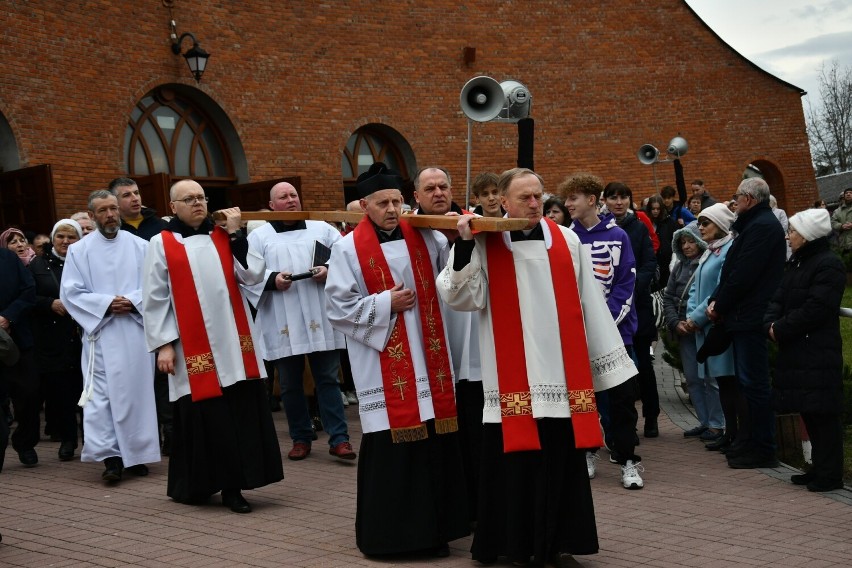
[
  {"x1": 733, "y1": 192, "x2": 752, "y2": 200},
  {"x1": 698, "y1": 219, "x2": 713, "y2": 227},
  {"x1": 173, "y1": 195, "x2": 209, "y2": 206}
]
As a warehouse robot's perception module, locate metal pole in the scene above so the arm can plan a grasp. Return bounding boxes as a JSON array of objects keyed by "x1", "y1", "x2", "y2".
[{"x1": 465, "y1": 119, "x2": 472, "y2": 209}]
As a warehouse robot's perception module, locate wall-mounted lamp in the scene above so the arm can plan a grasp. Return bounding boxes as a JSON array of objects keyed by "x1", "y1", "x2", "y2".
[{"x1": 165, "y1": 1, "x2": 210, "y2": 82}]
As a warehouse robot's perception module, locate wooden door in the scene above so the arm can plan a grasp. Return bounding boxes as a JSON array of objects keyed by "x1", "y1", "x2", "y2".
[{"x1": 0, "y1": 165, "x2": 56, "y2": 233}]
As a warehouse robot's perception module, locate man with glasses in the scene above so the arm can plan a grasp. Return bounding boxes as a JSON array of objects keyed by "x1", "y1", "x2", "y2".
[
  {"x1": 142, "y1": 180, "x2": 283, "y2": 513},
  {"x1": 706, "y1": 177, "x2": 786, "y2": 469},
  {"x1": 60, "y1": 190, "x2": 160, "y2": 483}
]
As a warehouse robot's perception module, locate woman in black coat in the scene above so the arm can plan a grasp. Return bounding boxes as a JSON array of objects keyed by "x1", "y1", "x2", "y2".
[
  {"x1": 764, "y1": 209, "x2": 846, "y2": 492},
  {"x1": 28, "y1": 219, "x2": 84, "y2": 461}
]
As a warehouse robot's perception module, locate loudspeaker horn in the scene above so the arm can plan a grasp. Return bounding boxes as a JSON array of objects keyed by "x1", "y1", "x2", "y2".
[
  {"x1": 460, "y1": 76, "x2": 504, "y2": 122},
  {"x1": 667, "y1": 136, "x2": 688, "y2": 157},
  {"x1": 495, "y1": 80, "x2": 532, "y2": 122},
  {"x1": 637, "y1": 144, "x2": 659, "y2": 165}
]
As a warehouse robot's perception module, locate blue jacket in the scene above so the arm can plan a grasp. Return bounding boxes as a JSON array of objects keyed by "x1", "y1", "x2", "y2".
[
  {"x1": 687, "y1": 239, "x2": 735, "y2": 379},
  {"x1": 712, "y1": 201, "x2": 785, "y2": 332},
  {"x1": 569, "y1": 214, "x2": 637, "y2": 345}
]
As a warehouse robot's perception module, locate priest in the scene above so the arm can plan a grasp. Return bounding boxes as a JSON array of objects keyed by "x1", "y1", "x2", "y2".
[
  {"x1": 324, "y1": 162, "x2": 469, "y2": 557},
  {"x1": 60, "y1": 190, "x2": 160, "y2": 482},
  {"x1": 436, "y1": 168, "x2": 637, "y2": 567},
  {"x1": 142, "y1": 179, "x2": 283, "y2": 513}
]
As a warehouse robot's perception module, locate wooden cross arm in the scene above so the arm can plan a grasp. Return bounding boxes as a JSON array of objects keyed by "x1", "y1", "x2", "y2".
[{"x1": 219, "y1": 210, "x2": 531, "y2": 232}]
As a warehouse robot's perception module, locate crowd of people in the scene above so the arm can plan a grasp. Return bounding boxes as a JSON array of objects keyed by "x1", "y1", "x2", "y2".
[{"x1": 0, "y1": 168, "x2": 849, "y2": 565}]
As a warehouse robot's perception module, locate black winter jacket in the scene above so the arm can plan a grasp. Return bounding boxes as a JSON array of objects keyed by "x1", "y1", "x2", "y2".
[
  {"x1": 120, "y1": 207, "x2": 167, "y2": 241},
  {"x1": 617, "y1": 213, "x2": 657, "y2": 340},
  {"x1": 28, "y1": 249, "x2": 83, "y2": 374},
  {"x1": 764, "y1": 238, "x2": 845, "y2": 414},
  {"x1": 712, "y1": 201, "x2": 785, "y2": 332}
]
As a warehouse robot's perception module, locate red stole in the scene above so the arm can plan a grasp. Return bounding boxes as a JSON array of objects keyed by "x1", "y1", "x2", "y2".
[
  {"x1": 353, "y1": 219, "x2": 458, "y2": 442},
  {"x1": 161, "y1": 227, "x2": 261, "y2": 401},
  {"x1": 485, "y1": 218, "x2": 603, "y2": 452}
]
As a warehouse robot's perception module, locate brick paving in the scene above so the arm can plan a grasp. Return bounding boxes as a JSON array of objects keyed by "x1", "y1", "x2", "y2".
[{"x1": 2, "y1": 351, "x2": 850, "y2": 567}]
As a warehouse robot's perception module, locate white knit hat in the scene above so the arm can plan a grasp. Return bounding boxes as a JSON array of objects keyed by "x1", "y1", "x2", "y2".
[
  {"x1": 789, "y1": 208, "x2": 832, "y2": 241},
  {"x1": 697, "y1": 203, "x2": 735, "y2": 235}
]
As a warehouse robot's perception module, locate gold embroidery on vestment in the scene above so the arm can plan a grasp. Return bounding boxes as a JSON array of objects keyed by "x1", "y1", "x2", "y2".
[
  {"x1": 569, "y1": 389, "x2": 597, "y2": 413},
  {"x1": 500, "y1": 391, "x2": 533, "y2": 416},
  {"x1": 185, "y1": 352, "x2": 215, "y2": 375}
]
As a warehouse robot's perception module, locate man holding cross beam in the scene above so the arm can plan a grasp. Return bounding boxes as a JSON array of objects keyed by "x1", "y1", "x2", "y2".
[{"x1": 325, "y1": 162, "x2": 469, "y2": 557}]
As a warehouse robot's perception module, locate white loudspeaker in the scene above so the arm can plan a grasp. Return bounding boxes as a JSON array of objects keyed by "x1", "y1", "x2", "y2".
[
  {"x1": 667, "y1": 136, "x2": 688, "y2": 157},
  {"x1": 637, "y1": 144, "x2": 659, "y2": 165},
  {"x1": 460, "y1": 76, "x2": 504, "y2": 122},
  {"x1": 496, "y1": 80, "x2": 532, "y2": 122}
]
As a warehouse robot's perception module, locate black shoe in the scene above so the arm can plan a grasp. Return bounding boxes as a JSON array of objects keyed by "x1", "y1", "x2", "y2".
[
  {"x1": 722, "y1": 439, "x2": 750, "y2": 458},
  {"x1": 551, "y1": 553, "x2": 584, "y2": 568},
  {"x1": 58, "y1": 441, "x2": 76, "y2": 461},
  {"x1": 126, "y1": 464, "x2": 149, "y2": 476},
  {"x1": 806, "y1": 479, "x2": 844, "y2": 492},
  {"x1": 221, "y1": 489, "x2": 252, "y2": 513},
  {"x1": 269, "y1": 397, "x2": 282, "y2": 412},
  {"x1": 643, "y1": 417, "x2": 659, "y2": 438},
  {"x1": 18, "y1": 448, "x2": 38, "y2": 467},
  {"x1": 791, "y1": 472, "x2": 815, "y2": 486},
  {"x1": 433, "y1": 543, "x2": 450, "y2": 558},
  {"x1": 102, "y1": 457, "x2": 124, "y2": 482},
  {"x1": 705, "y1": 434, "x2": 731, "y2": 451},
  {"x1": 727, "y1": 452, "x2": 779, "y2": 469},
  {"x1": 683, "y1": 425, "x2": 707, "y2": 438}
]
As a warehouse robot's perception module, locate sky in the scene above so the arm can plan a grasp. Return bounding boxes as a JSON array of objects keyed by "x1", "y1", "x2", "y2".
[{"x1": 684, "y1": 0, "x2": 852, "y2": 105}]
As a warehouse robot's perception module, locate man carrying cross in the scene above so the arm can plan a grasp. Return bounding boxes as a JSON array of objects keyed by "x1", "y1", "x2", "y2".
[{"x1": 324, "y1": 162, "x2": 469, "y2": 557}]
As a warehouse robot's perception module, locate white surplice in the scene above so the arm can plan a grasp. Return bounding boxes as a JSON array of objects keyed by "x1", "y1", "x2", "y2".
[
  {"x1": 324, "y1": 228, "x2": 455, "y2": 434},
  {"x1": 436, "y1": 219, "x2": 637, "y2": 424},
  {"x1": 244, "y1": 221, "x2": 344, "y2": 360},
  {"x1": 143, "y1": 232, "x2": 267, "y2": 402},
  {"x1": 60, "y1": 231, "x2": 160, "y2": 467}
]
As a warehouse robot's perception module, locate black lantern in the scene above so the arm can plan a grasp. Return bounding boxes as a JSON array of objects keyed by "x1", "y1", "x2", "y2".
[{"x1": 171, "y1": 32, "x2": 210, "y2": 82}]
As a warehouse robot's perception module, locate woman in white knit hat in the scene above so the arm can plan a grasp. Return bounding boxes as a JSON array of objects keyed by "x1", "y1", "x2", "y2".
[
  {"x1": 765, "y1": 208, "x2": 846, "y2": 492},
  {"x1": 683, "y1": 203, "x2": 740, "y2": 450}
]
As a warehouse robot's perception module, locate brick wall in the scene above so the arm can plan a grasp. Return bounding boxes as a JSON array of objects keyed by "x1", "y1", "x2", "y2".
[{"x1": 0, "y1": 0, "x2": 816, "y2": 225}]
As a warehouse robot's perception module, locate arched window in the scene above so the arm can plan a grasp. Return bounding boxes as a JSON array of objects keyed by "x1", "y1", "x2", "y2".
[
  {"x1": 342, "y1": 125, "x2": 414, "y2": 205},
  {"x1": 124, "y1": 86, "x2": 234, "y2": 184}
]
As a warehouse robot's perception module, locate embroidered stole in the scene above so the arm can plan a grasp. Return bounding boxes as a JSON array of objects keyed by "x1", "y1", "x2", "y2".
[
  {"x1": 485, "y1": 218, "x2": 603, "y2": 452},
  {"x1": 353, "y1": 219, "x2": 458, "y2": 442},
  {"x1": 161, "y1": 227, "x2": 260, "y2": 401}
]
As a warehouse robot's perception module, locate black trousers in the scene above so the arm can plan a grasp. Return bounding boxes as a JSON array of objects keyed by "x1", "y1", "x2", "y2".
[
  {"x1": 801, "y1": 412, "x2": 843, "y2": 486},
  {"x1": 5, "y1": 349, "x2": 40, "y2": 453},
  {"x1": 633, "y1": 335, "x2": 659, "y2": 420},
  {"x1": 154, "y1": 370, "x2": 173, "y2": 439},
  {"x1": 40, "y1": 369, "x2": 82, "y2": 444}
]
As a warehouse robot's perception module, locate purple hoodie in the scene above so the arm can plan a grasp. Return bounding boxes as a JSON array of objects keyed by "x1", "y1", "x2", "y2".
[{"x1": 569, "y1": 214, "x2": 637, "y2": 345}]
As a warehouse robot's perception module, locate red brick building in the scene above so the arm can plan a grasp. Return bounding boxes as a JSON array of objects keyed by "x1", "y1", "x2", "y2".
[{"x1": 0, "y1": 0, "x2": 817, "y2": 232}]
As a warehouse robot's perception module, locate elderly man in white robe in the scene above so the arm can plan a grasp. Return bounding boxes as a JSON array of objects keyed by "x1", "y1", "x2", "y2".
[
  {"x1": 245, "y1": 181, "x2": 354, "y2": 461},
  {"x1": 143, "y1": 179, "x2": 283, "y2": 514},
  {"x1": 436, "y1": 168, "x2": 638, "y2": 568},
  {"x1": 325, "y1": 162, "x2": 469, "y2": 557},
  {"x1": 60, "y1": 190, "x2": 160, "y2": 483}
]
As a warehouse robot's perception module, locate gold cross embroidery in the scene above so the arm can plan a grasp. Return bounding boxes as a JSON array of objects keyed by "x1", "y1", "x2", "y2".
[
  {"x1": 280, "y1": 326, "x2": 289, "y2": 336},
  {"x1": 392, "y1": 376, "x2": 408, "y2": 400},
  {"x1": 500, "y1": 392, "x2": 532, "y2": 416},
  {"x1": 569, "y1": 389, "x2": 596, "y2": 413},
  {"x1": 309, "y1": 320, "x2": 320, "y2": 333},
  {"x1": 434, "y1": 368, "x2": 447, "y2": 392}
]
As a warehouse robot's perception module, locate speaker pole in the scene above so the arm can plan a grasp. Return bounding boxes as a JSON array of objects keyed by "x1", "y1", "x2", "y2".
[
  {"x1": 652, "y1": 162, "x2": 659, "y2": 192},
  {"x1": 466, "y1": 119, "x2": 473, "y2": 209}
]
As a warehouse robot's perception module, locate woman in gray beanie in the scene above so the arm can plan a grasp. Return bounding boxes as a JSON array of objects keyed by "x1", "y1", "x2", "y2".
[
  {"x1": 765, "y1": 208, "x2": 846, "y2": 492},
  {"x1": 662, "y1": 222, "x2": 708, "y2": 428}
]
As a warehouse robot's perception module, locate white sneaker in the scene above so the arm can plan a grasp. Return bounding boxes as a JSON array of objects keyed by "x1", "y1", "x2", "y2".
[
  {"x1": 341, "y1": 391, "x2": 349, "y2": 407},
  {"x1": 346, "y1": 391, "x2": 358, "y2": 405},
  {"x1": 621, "y1": 460, "x2": 645, "y2": 490},
  {"x1": 586, "y1": 451, "x2": 599, "y2": 479}
]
